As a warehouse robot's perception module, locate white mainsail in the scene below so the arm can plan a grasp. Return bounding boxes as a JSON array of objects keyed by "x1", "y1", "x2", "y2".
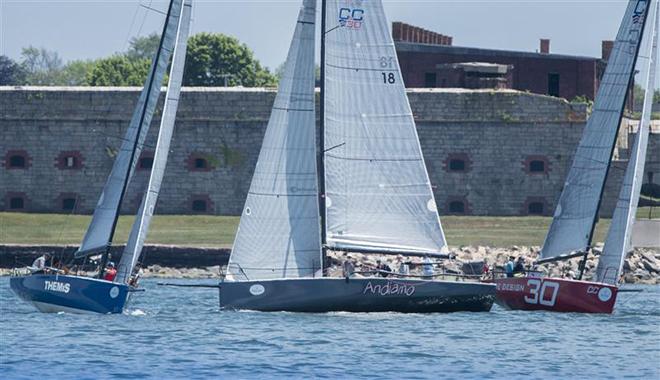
[
  {"x1": 540, "y1": 0, "x2": 652, "y2": 261},
  {"x1": 76, "y1": 0, "x2": 185, "y2": 257},
  {"x1": 322, "y1": 0, "x2": 447, "y2": 255},
  {"x1": 115, "y1": 0, "x2": 193, "y2": 284},
  {"x1": 227, "y1": 0, "x2": 320, "y2": 281},
  {"x1": 597, "y1": 5, "x2": 658, "y2": 285}
]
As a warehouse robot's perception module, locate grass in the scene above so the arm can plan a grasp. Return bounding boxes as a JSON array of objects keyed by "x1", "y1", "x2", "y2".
[{"x1": 0, "y1": 207, "x2": 657, "y2": 248}]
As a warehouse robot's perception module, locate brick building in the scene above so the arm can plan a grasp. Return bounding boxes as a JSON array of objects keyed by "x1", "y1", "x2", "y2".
[
  {"x1": 2, "y1": 87, "x2": 658, "y2": 218},
  {"x1": 393, "y1": 22, "x2": 615, "y2": 103}
]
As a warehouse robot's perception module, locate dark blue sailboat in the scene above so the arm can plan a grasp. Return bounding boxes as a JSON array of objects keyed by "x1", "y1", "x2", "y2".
[{"x1": 10, "y1": 0, "x2": 193, "y2": 314}]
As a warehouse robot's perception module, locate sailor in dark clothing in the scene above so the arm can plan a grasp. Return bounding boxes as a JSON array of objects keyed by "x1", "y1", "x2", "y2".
[
  {"x1": 376, "y1": 260, "x2": 392, "y2": 277},
  {"x1": 513, "y1": 257, "x2": 525, "y2": 274}
]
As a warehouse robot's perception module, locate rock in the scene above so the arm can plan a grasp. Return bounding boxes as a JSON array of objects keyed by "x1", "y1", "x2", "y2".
[{"x1": 642, "y1": 259, "x2": 660, "y2": 273}]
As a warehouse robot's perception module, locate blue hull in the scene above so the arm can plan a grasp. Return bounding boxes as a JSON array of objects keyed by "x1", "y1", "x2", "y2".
[{"x1": 9, "y1": 274, "x2": 130, "y2": 314}]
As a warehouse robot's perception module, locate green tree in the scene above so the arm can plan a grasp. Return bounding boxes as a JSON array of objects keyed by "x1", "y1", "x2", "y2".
[
  {"x1": 86, "y1": 55, "x2": 151, "y2": 86},
  {"x1": 654, "y1": 90, "x2": 660, "y2": 104},
  {"x1": 57, "y1": 60, "x2": 96, "y2": 86},
  {"x1": 183, "y1": 33, "x2": 276, "y2": 87},
  {"x1": 0, "y1": 55, "x2": 26, "y2": 85},
  {"x1": 20, "y1": 46, "x2": 64, "y2": 85},
  {"x1": 126, "y1": 33, "x2": 160, "y2": 61}
]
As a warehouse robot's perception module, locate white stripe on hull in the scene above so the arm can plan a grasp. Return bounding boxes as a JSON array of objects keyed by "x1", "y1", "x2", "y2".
[{"x1": 31, "y1": 301, "x2": 98, "y2": 315}]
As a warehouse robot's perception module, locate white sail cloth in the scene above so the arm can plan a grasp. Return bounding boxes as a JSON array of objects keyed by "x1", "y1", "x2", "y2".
[
  {"x1": 597, "y1": 5, "x2": 658, "y2": 285},
  {"x1": 540, "y1": 0, "x2": 652, "y2": 260},
  {"x1": 116, "y1": 0, "x2": 193, "y2": 284},
  {"x1": 322, "y1": 0, "x2": 447, "y2": 255},
  {"x1": 76, "y1": 0, "x2": 184, "y2": 257},
  {"x1": 227, "y1": 0, "x2": 320, "y2": 281}
]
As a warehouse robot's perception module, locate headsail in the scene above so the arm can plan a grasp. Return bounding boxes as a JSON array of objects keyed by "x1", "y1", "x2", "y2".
[
  {"x1": 322, "y1": 0, "x2": 447, "y2": 255},
  {"x1": 597, "y1": 5, "x2": 658, "y2": 285},
  {"x1": 540, "y1": 0, "x2": 652, "y2": 261},
  {"x1": 115, "y1": 0, "x2": 193, "y2": 284},
  {"x1": 227, "y1": 0, "x2": 320, "y2": 281},
  {"x1": 76, "y1": 0, "x2": 185, "y2": 258}
]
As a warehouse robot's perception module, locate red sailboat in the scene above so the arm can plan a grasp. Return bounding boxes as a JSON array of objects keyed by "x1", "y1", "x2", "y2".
[{"x1": 493, "y1": 0, "x2": 657, "y2": 314}]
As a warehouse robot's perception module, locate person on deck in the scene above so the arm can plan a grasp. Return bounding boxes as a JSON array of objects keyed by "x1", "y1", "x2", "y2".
[
  {"x1": 398, "y1": 261, "x2": 410, "y2": 277},
  {"x1": 376, "y1": 260, "x2": 392, "y2": 277},
  {"x1": 513, "y1": 257, "x2": 525, "y2": 275},
  {"x1": 342, "y1": 260, "x2": 355, "y2": 278},
  {"x1": 505, "y1": 256, "x2": 515, "y2": 278},
  {"x1": 31, "y1": 253, "x2": 51, "y2": 272},
  {"x1": 103, "y1": 262, "x2": 118, "y2": 282},
  {"x1": 422, "y1": 255, "x2": 435, "y2": 278}
]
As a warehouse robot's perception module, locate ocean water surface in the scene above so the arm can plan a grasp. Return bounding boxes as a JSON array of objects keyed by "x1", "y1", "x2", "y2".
[{"x1": 1, "y1": 278, "x2": 659, "y2": 379}]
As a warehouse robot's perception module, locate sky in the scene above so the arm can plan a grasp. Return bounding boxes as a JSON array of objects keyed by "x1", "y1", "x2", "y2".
[{"x1": 0, "y1": 0, "x2": 659, "y2": 88}]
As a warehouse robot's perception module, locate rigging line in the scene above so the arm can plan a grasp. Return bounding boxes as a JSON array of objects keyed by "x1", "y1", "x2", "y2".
[
  {"x1": 124, "y1": 0, "x2": 144, "y2": 51},
  {"x1": 140, "y1": 4, "x2": 168, "y2": 16},
  {"x1": 136, "y1": 0, "x2": 155, "y2": 38}
]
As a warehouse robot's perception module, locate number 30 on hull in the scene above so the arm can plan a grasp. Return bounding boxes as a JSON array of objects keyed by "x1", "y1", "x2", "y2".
[{"x1": 492, "y1": 277, "x2": 618, "y2": 314}]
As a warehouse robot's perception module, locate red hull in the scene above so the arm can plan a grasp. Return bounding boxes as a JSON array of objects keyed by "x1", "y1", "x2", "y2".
[{"x1": 491, "y1": 276, "x2": 618, "y2": 314}]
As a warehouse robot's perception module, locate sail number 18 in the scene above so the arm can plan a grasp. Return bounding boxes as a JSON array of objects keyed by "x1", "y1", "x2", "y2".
[{"x1": 381, "y1": 72, "x2": 396, "y2": 84}]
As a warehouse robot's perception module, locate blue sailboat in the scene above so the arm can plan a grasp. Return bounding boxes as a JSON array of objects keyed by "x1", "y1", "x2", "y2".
[{"x1": 9, "y1": 0, "x2": 192, "y2": 314}]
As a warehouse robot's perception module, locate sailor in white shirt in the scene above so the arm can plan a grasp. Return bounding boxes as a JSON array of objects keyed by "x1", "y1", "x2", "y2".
[{"x1": 31, "y1": 253, "x2": 51, "y2": 271}]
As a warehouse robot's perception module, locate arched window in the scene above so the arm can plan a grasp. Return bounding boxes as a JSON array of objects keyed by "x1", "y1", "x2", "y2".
[
  {"x1": 187, "y1": 153, "x2": 215, "y2": 172},
  {"x1": 449, "y1": 201, "x2": 465, "y2": 214},
  {"x1": 10, "y1": 197, "x2": 24, "y2": 209},
  {"x1": 529, "y1": 160, "x2": 545, "y2": 173},
  {"x1": 5, "y1": 150, "x2": 31, "y2": 170},
  {"x1": 192, "y1": 199, "x2": 208, "y2": 212},
  {"x1": 62, "y1": 198, "x2": 77, "y2": 211},
  {"x1": 194, "y1": 158, "x2": 208, "y2": 170},
  {"x1": 5, "y1": 192, "x2": 28, "y2": 210},
  {"x1": 55, "y1": 151, "x2": 84, "y2": 170},
  {"x1": 139, "y1": 157, "x2": 154, "y2": 170},
  {"x1": 449, "y1": 159, "x2": 466, "y2": 172},
  {"x1": 523, "y1": 155, "x2": 550, "y2": 175},
  {"x1": 189, "y1": 194, "x2": 214, "y2": 214},
  {"x1": 444, "y1": 153, "x2": 471, "y2": 173},
  {"x1": 528, "y1": 202, "x2": 544, "y2": 215}
]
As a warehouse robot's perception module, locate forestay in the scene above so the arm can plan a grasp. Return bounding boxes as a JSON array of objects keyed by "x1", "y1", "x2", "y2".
[
  {"x1": 116, "y1": 0, "x2": 193, "y2": 284},
  {"x1": 322, "y1": 0, "x2": 447, "y2": 255},
  {"x1": 540, "y1": 0, "x2": 652, "y2": 261},
  {"x1": 597, "y1": 5, "x2": 658, "y2": 285},
  {"x1": 227, "y1": 0, "x2": 320, "y2": 281},
  {"x1": 76, "y1": 0, "x2": 184, "y2": 258}
]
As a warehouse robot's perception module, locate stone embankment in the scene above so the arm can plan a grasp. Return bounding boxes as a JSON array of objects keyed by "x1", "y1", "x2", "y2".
[{"x1": 1, "y1": 245, "x2": 658, "y2": 284}]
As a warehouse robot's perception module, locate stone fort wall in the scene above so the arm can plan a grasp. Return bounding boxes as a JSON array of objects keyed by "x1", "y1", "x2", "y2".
[{"x1": 1, "y1": 86, "x2": 658, "y2": 217}]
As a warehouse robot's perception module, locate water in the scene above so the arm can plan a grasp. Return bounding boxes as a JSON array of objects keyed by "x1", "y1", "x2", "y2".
[{"x1": 1, "y1": 278, "x2": 659, "y2": 380}]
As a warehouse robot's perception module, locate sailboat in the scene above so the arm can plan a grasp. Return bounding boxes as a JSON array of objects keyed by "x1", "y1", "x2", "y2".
[
  {"x1": 218, "y1": 0, "x2": 496, "y2": 313},
  {"x1": 493, "y1": 0, "x2": 656, "y2": 314},
  {"x1": 9, "y1": 0, "x2": 193, "y2": 314}
]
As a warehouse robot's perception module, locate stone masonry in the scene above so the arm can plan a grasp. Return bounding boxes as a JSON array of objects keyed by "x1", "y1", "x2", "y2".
[{"x1": 1, "y1": 86, "x2": 658, "y2": 217}]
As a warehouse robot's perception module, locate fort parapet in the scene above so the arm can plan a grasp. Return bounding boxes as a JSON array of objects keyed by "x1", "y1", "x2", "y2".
[{"x1": 1, "y1": 86, "x2": 657, "y2": 217}]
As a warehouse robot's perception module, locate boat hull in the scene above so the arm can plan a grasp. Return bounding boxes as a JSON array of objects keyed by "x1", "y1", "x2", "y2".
[
  {"x1": 492, "y1": 276, "x2": 618, "y2": 314},
  {"x1": 9, "y1": 274, "x2": 130, "y2": 314},
  {"x1": 219, "y1": 277, "x2": 496, "y2": 313}
]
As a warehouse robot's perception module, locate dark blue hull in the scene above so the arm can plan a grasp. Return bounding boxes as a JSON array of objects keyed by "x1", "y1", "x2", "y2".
[
  {"x1": 9, "y1": 274, "x2": 130, "y2": 314},
  {"x1": 220, "y1": 277, "x2": 496, "y2": 313}
]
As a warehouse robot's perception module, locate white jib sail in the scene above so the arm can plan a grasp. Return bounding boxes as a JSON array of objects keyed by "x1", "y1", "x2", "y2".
[
  {"x1": 76, "y1": 0, "x2": 185, "y2": 257},
  {"x1": 323, "y1": 0, "x2": 447, "y2": 255},
  {"x1": 540, "y1": 0, "x2": 652, "y2": 261},
  {"x1": 115, "y1": 0, "x2": 193, "y2": 284},
  {"x1": 227, "y1": 0, "x2": 320, "y2": 281},
  {"x1": 597, "y1": 5, "x2": 658, "y2": 285}
]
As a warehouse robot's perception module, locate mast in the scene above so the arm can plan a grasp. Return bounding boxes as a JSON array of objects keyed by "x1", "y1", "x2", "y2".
[
  {"x1": 318, "y1": 0, "x2": 328, "y2": 272},
  {"x1": 98, "y1": 0, "x2": 177, "y2": 277},
  {"x1": 577, "y1": 0, "x2": 652, "y2": 280}
]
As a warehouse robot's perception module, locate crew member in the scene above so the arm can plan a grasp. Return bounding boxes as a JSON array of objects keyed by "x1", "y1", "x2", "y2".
[
  {"x1": 342, "y1": 260, "x2": 355, "y2": 278},
  {"x1": 31, "y1": 253, "x2": 51, "y2": 272},
  {"x1": 514, "y1": 257, "x2": 525, "y2": 275},
  {"x1": 104, "y1": 262, "x2": 118, "y2": 282},
  {"x1": 376, "y1": 260, "x2": 392, "y2": 277},
  {"x1": 422, "y1": 255, "x2": 435, "y2": 278},
  {"x1": 505, "y1": 256, "x2": 515, "y2": 278}
]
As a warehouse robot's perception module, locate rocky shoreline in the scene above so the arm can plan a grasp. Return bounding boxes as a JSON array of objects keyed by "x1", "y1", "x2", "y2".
[{"x1": 1, "y1": 245, "x2": 657, "y2": 284}]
